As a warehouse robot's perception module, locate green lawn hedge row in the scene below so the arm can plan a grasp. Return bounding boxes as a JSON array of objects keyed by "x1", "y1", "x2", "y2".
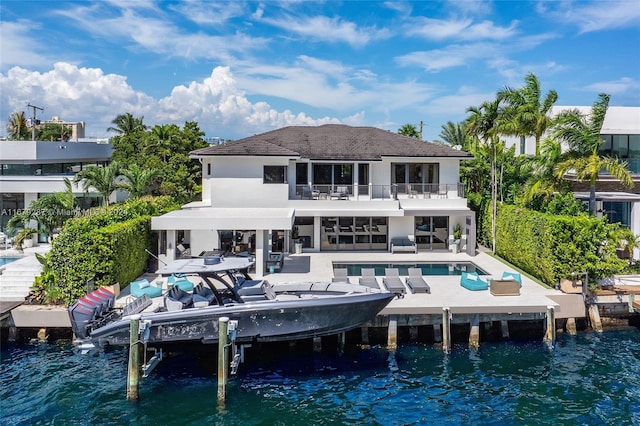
[
  {"x1": 481, "y1": 203, "x2": 627, "y2": 287},
  {"x1": 48, "y1": 196, "x2": 178, "y2": 304}
]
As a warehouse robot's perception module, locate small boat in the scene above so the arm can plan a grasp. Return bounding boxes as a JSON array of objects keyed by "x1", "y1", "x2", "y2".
[{"x1": 68, "y1": 255, "x2": 394, "y2": 347}]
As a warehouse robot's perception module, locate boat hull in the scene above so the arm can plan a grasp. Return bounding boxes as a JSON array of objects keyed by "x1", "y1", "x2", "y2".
[{"x1": 89, "y1": 292, "x2": 393, "y2": 347}]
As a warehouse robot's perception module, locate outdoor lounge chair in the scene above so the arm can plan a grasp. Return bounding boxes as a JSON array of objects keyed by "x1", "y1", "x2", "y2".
[
  {"x1": 383, "y1": 268, "x2": 406, "y2": 296},
  {"x1": 164, "y1": 285, "x2": 193, "y2": 311},
  {"x1": 359, "y1": 268, "x2": 379, "y2": 289},
  {"x1": 332, "y1": 268, "x2": 351, "y2": 284},
  {"x1": 501, "y1": 271, "x2": 522, "y2": 286},
  {"x1": 168, "y1": 274, "x2": 195, "y2": 292},
  {"x1": 460, "y1": 272, "x2": 488, "y2": 291},
  {"x1": 405, "y1": 268, "x2": 430, "y2": 294},
  {"x1": 192, "y1": 283, "x2": 216, "y2": 307},
  {"x1": 129, "y1": 278, "x2": 163, "y2": 298},
  {"x1": 330, "y1": 186, "x2": 349, "y2": 200}
]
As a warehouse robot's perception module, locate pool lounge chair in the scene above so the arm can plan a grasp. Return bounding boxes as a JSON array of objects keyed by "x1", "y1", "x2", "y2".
[
  {"x1": 129, "y1": 278, "x2": 163, "y2": 298},
  {"x1": 405, "y1": 268, "x2": 431, "y2": 294},
  {"x1": 332, "y1": 268, "x2": 351, "y2": 284},
  {"x1": 359, "y1": 268, "x2": 379, "y2": 289},
  {"x1": 383, "y1": 268, "x2": 406, "y2": 296},
  {"x1": 168, "y1": 274, "x2": 195, "y2": 292}
]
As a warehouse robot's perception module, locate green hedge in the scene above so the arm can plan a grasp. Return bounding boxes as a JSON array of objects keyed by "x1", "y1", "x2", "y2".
[
  {"x1": 484, "y1": 203, "x2": 627, "y2": 287},
  {"x1": 48, "y1": 196, "x2": 178, "y2": 305}
]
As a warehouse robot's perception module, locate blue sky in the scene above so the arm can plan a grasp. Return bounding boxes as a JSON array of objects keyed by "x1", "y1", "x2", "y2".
[{"x1": 1, "y1": 0, "x2": 639, "y2": 141}]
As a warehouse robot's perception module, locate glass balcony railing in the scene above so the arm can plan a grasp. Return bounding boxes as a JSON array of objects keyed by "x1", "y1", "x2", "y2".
[{"x1": 291, "y1": 183, "x2": 464, "y2": 200}]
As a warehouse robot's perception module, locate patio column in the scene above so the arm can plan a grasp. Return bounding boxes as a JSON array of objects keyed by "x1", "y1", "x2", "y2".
[{"x1": 255, "y1": 230, "x2": 267, "y2": 276}]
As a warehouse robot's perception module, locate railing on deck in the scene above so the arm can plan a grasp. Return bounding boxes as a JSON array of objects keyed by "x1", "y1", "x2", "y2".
[{"x1": 292, "y1": 183, "x2": 464, "y2": 200}]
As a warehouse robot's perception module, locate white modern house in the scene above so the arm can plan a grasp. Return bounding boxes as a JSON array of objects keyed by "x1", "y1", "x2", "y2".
[
  {"x1": 0, "y1": 139, "x2": 114, "y2": 239},
  {"x1": 504, "y1": 106, "x2": 640, "y2": 244},
  {"x1": 152, "y1": 124, "x2": 475, "y2": 275}
]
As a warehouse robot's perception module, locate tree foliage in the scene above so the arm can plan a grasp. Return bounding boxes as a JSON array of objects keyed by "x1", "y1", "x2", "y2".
[{"x1": 397, "y1": 123, "x2": 421, "y2": 139}]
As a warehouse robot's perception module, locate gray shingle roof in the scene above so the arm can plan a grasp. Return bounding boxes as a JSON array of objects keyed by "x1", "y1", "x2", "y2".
[{"x1": 191, "y1": 124, "x2": 472, "y2": 160}]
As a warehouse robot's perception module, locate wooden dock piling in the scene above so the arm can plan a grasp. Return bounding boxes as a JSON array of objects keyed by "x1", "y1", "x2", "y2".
[
  {"x1": 126, "y1": 315, "x2": 141, "y2": 401},
  {"x1": 565, "y1": 318, "x2": 577, "y2": 335},
  {"x1": 217, "y1": 317, "x2": 229, "y2": 405},
  {"x1": 442, "y1": 307, "x2": 451, "y2": 354},
  {"x1": 387, "y1": 317, "x2": 398, "y2": 351},
  {"x1": 588, "y1": 304, "x2": 603, "y2": 332},
  {"x1": 468, "y1": 315, "x2": 480, "y2": 349},
  {"x1": 500, "y1": 321, "x2": 510, "y2": 339},
  {"x1": 544, "y1": 306, "x2": 556, "y2": 348}
]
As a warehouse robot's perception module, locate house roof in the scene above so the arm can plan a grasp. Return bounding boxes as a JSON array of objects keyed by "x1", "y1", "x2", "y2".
[{"x1": 191, "y1": 124, "x2": 472, "y2": 161}]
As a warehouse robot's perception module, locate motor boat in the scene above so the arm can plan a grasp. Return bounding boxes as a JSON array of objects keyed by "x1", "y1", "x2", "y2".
[{"x1": 68, "y1": 255, "x2": 394, "y2": 347}]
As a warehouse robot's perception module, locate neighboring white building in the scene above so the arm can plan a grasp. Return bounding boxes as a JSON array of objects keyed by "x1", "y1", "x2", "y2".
[
  {"x1": 0, "y1": 140, "x2": 114, "y2": 239},
  {"x1": 504, "y1": 106, "x2": 640, "y2": 250},
  {"x1": 152, "y1": 124, "x2": 475, "y2": 275}
]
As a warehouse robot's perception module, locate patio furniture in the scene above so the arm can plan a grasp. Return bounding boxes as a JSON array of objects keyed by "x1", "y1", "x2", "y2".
[
  {"x1": 383, "y1": 268, "x2": 406, "y2": 296},
  {"x1": 405, "y1": 268, "x2": 430, "y2": 294},
  {"x1": 332, "y1": 268, "x2": 351, "y2": 284},
  {"x1": 330, "y1": 186, "x2": 349, "y2": 200},
  {"x1": 501, "y1": 272, "x2": 522, "y2": 285},
  {"x1": 168, "y1": 274, "x2": 195, "y2": 292},
  {"x1": 129, "y1": 278, "x2": 163, "y2": 298},
  {"x1": 164, "y1": 285, "x2": 193, "y2": 311},
  {"x1": 390, "y1": 237, "x2": 417, "y2": 253},
  {"x1": 359, "y1": 268, "x2": 379, "y2": 289},
  {"x1": 490, "y1": 279, "x2": 521, "y2": 296},
  {"x1": 460, "y1": 272, "x2": 488, "y2": 291}
]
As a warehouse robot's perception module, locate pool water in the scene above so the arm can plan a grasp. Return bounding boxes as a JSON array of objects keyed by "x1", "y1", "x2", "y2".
[
  {"x1": 332, "y1": 262, "x2": 488, "y2": 276},
  {"x1": 0, "y1": 257, "x2": 20, "y2": 267}
]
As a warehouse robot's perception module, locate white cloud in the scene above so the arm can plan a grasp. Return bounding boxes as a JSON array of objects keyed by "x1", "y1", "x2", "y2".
[
  {"x1": 0, "y1": 20, "x2": 56, "y2": 69},
  {"x1": 584, "y1": 77, "x2": 640, "y2": 95},
  {"x1": 395, "y1": 43, "x2": 499, "y2": 72},
  {"x1": 169, "y1": 0, "x2": 246, "y2": 26},
  {"x1": 257, "y1": 13, "x2": 390, "y2": 47},
  {"x1": 404, "y1": 17, "x2": 518, "y2": 41},
  {"x1": 0, "y1": 63, "x2": 345, "y2": 139},
  {"x1": 541, "y1": 0, "x2": 640, "y2": 33}
]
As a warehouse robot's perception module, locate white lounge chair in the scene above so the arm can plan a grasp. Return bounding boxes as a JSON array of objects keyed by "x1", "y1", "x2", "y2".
[
  {"x1": 383, "y1": 268, "x2": 406, "y2": 296},
  {"x1": 332, "y1": 268, "x2": 351, "y2": 284},
  {"x1": 359, "y1": 268, "x2": 379, "y2": 289}
]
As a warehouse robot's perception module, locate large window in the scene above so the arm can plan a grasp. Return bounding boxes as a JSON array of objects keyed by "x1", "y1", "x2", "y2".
[
  {"x1": 320, "y1": 216, "x2": 387, "y2": 251},
  {"x1": 0, "y1": 193, "x2": 25, "y2": 232},
  {"x1": 600, "y1": 134, "x2": 640, "y2": 173},
  {"x1": 263, "y1": 166, "x2": 287, "y2": 184},
  {"x1": 312, "y1": 163, "x2": 353, "y2": 193},
  {"x1": 415, "y1": 216, "x2": 448, "y2": 250},
  {"x1": 392, "y1": 163, "x2": 439, "y2": 194}
]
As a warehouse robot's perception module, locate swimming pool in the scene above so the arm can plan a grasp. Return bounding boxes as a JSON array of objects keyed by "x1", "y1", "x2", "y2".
[
  {"x1": 332, "y1": 262, "x2": 489, "y2": 276},
  {"x1": 0, "y1": 257, "x2": 20, "y2": 268}
]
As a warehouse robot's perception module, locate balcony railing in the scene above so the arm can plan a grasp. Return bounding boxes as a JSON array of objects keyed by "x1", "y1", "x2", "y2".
[{"x1": 292, "y1": 183, "x2": 464, "y2": 200}]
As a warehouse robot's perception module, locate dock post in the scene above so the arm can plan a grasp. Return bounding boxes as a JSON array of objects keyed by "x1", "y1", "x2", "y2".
[
  {"x1": 500, "y1": 321, "x2": 510, "y2": 339},
  {"x1": 313, "y1": 337, "x2": 322, "y2": 352},
  {"x1": 565, "y1": 318, "x2": 577, "y2": 335},
  {"x1": 544, "y1": 306, "x2": 556, "y2": 348},
  {"x1": 126, "y1": 315, "x2": 141, "y2": 401},
  {"x1": 468, "y1": 315, "x2": 480, "y2": 349},
  {"x1": 433, "y1": 324, "x2": 442, "y2": 343},
  {"x1": 442, "y1": 307, "x2": 451, "y2": 354},
  {"x1": 588, "y1": 304, "x2": 603, "y2": 333},
  {"x1": 217, "y1": 317, "x2": 229, "y2": 405},
  {"x1": 360, "y1": 326, "x2": 370, "y2": 347},
  {"x1": 37, "y1": 328, "x2": 48, "y2": 343},
  {"x1": 387, "y1": 316, "x2": 398, "y2": 351},
  {"x1": 628, "y1": 294, "x2": 635, "y2": 313}
]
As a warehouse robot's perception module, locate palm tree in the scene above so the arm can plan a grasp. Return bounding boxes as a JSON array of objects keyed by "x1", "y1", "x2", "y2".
[
  {"x1": 107, "y1": 113, "x2": 146, "y2": 135},
  {"x1": 438, "y1": 121, "x2": 468, "y2": 150},
  {"x1": 73, "y1": 162, "x2": 121, "y2": 206},
  {"x1": 7, "y1": 111, "x2": 30, "y2": 140},
  {"x1": 498, "y1": 73, "x2": 558, "y2": 156},
  {"x1": 117, "y1": 163, "x2": 161, "y2": 198},
  {"x1": 554, "y1": 93, "x2": 634, "y2": 214},
  {"x1": 148, "y1": 124, "x2": 179, "y2": 161},
  {"x1": 398, "y1": 124, "x2": 421, "y2": 139},
  {"x1": 466, "y1": 99, "x2": 504, "y2": 253},
  {"x1": 520, "y1": 138, "x2": 567, "y2": 207}
]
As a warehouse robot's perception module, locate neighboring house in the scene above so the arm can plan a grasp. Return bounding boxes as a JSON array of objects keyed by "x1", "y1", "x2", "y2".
[
  {"x1": 0, "y1": 139, "x2": 114, "y2": 240},
  {"x1": 504, "y1": 106, "x2": 640, "y2": 245},
  {"x1": 152, "y1": 124, "x2": 475, "y2": 275}
]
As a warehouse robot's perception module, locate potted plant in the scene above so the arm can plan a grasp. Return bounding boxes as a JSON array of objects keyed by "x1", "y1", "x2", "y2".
[
  {"x1": 291, "y1": 226, "x2": 302, "y2": 254},
  {"x1": 15, "y1": 228, "x2": 38, "y2": 251},
  {"x1": 452, "y1": 223, "x2": 462, "y2": 254}
]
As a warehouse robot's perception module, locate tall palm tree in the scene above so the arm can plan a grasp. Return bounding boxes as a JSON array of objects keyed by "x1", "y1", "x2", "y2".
[
  {"x1": 466, "y1": 99, "x2": 504, "y2": 253},
  {"x1": 7, "y1": 111, "x2": 30, "y2": 140},
  {"x1": 148, "y1": 124, "x2": 179, "y2": 161},
  {"x1": 554, "y1": 93, "x2": 634, "y2": 214},
  {"x1": 107, "y1": 113, "x2": 146, "y2": 135},
  {"x1": 117, "y1": 163, "x2": 161, "y2": 198},
  {"x1": 498, "y1": 72, "x2": 558, "y2": 156},
  {"x1": 438, "y1": 121, "x2": 468, "y2": 150},
  {"x1": 73, "y1": 162, "x2": 121, "y2": 206},
  {"x1": 398, "y1": 124, "x2": 421, "y2": 139},
  {"x1": 520, "y1": 138, "x2": 567, "y2": 206}
]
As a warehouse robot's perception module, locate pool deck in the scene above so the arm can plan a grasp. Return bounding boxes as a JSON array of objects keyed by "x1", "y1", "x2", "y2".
[{"x1": 266, "y1": 250, "x2": 586, "y2": 321}]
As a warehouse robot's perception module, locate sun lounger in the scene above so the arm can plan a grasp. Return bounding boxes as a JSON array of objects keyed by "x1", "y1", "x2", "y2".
[
  {"x1": 359, "y1": 268, "x2": 379, "y2": 289},
  {"x1": 383, "y1": 268, "x2": 406, "y2": 296},
  {"x1": 332, "y1": 268, "x2": 351, "y2": 284},
  {"x1": 168, "y1": 274, "x2": 195, "y2": 292},
  {"x1": 460, "y1": 272, "x2": 488, "y2": 291},
  {"x1": 130, "y1": 278, "x2": 163, "y2": 298},
  {"x1": 405, "y1": 268, "x2": 430, "y2": 294}
]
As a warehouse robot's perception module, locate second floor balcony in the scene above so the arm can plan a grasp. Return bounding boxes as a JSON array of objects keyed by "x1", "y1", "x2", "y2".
[{"x1": 290, "y1": 183, "x2": 465, "y2": 201}]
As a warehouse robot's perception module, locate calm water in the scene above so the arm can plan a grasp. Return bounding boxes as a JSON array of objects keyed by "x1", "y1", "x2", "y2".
[
  {"x1": 333, "y1": 262, "x2": 489, "y2": 276},
  {"x1": 2, "y1": 329, "x2": 639, "y2": 425}
]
